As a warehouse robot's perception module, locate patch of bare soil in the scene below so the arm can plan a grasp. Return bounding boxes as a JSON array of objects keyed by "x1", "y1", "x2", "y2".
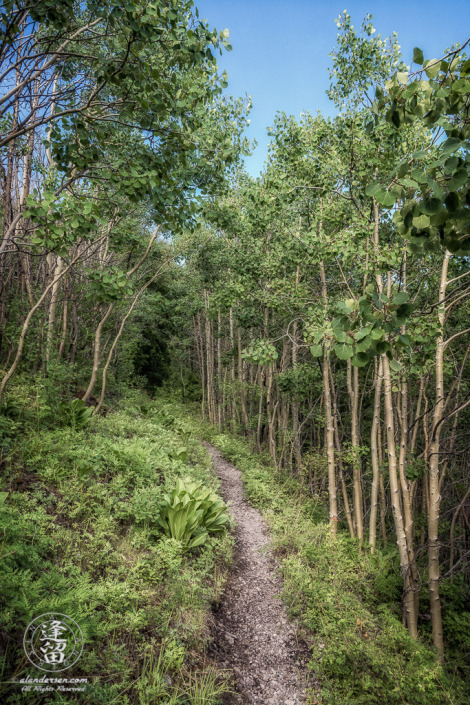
[{"x1": 205, "y1": 442, "x2": 311, "y2": 705}]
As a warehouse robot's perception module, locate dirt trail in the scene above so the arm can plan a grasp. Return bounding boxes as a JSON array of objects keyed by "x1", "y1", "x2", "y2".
[{"x1": 205, "y1": 442, "x2": 310, "y2": 705}]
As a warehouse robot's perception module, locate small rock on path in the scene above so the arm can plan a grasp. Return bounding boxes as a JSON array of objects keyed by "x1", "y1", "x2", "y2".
[{"x1": 205, "y1": 442, "x2": 309, "y2": 705}]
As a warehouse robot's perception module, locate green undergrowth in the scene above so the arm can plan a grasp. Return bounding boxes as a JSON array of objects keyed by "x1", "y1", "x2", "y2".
[
  {"x1": 0, "y1": 388, "x2": 233, "y2": 704},
  {"x1": 195, "y1": 423, "x2": 466, "y2": 705}
]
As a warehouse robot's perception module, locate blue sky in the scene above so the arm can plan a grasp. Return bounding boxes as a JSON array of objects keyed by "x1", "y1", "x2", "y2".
[{"x1": 195, "y1": 0, "x2": 470, "y2": 176}]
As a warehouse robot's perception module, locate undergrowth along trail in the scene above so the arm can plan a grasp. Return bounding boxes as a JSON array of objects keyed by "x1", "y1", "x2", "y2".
[
  {"x1": 0, "y1": 391, "x2": 233, "y2": 704},
  {"x1": 0, "y1": 390, "x2": 466, "y2": 704},
  {"x1": 200, "y1": 425, "x2": 466, "y2": 705}
]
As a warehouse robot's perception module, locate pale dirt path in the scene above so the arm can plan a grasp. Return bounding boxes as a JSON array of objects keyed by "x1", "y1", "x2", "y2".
[{"x1": 205, "y1": 442, "x2": 310, "y2": 705}]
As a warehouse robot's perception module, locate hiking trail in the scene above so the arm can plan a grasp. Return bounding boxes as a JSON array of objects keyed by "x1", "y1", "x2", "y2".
[{"x1": 205, "y1": 442, "x2": 312, "y2": 705}]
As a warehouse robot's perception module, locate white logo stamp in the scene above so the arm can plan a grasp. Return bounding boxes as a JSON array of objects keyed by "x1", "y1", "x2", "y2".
[{"x1": 23, "y1": 613, "x2": 84, "y2": 672}]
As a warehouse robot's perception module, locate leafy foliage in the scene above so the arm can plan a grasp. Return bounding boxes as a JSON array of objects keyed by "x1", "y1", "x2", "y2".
[
  {"x1": 58, "y1": 398, "x2": 94, "y2": 429},
  {"x1": 0, "y1": 389, "x2": 233, "y2": 704},
  {"x1": 158, "y1": 477, "x2": 230, "y2": 549},
  {"x1": 204, "y1": 430, "x2": 467, "y2": 705}
]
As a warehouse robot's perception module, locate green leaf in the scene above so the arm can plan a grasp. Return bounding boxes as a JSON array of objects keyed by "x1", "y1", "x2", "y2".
[
  {"x1": 370, "y1": 328, "x2": 384, "y2": 340},
  {"x1": 441, "y1": 137, "x2": 461, "y2": 153},
  {"x1": 447, "y1": 169, "x2": 467, "y2": 192},
  {"x1": 187, "y1": 532, "x2": 207, "y2": 549},
  {"x1": 391, "y1": 110, "x2": 401, "y2": 128},
  {"x1": 334, "y1": 330, "x2": 347, "y2": 343},
  {"x1": 392, "y1": 292, "x2": 410, "y2": 305},
  {"x1": 413, "y1": 47, "x2": 424, "y2": 65},
  {"x1": 420, "y1": 197, "x2": 442, "y2": 215},
  {"x1": 365, "y1": 182, "x2": 382, "y2": 197},
  {"x1": 424, "y1": 60, "x2": 440, "y2": 79},
  {"x1": 411, "y1": 168, "x2": 428, "y2": 184},
  {"x1": 354, "y1": 326, "x2": 371, "y2": 341},
  {"x1": 334, "y1": 342, "x2": 353, "y2": 360},
  {"x1": 375, "y1": 341, "x2": 391, "y2": 354},
  {"x1": 445, "y1": 192, "x2": 459, "y2": 212},
  {"x1": 351, "y1": 352, "x2": 369, "y2": 367},
  {"x1": 310, "y1": 344, "x2": 323, "y2": 358},
  {"x1": 396, "y1": 303, "x2": 415, "y2": 318},
  {"x1": 389, "y1": 359, "x2": 402, "y2": 372},
  {"x1": 313, "y1": 330, "x2": 324, "y2": 344},
  {"x1": 412, "y1": 214, "x2": 430, "y2": 229},
  {"x1": 356, "y1": 335, "x2": 372, "y2": 353},
  {"x1": 375, "y1": 189, "x2": 397, "y2": 208}
]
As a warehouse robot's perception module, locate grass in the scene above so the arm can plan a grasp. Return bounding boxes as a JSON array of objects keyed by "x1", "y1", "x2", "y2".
[
  {"x1": 1, "y1": 383, "x2": 467, "y2": 705},
  {"x1": 0, "y1": 387, "x2": 233, "y2": 704},
  {"x1": 192, "y1": 422, "x2": 467, "y2": 705}
]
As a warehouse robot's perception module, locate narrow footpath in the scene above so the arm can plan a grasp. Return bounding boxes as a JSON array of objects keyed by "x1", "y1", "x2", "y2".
[{"x1": 205, "y1": 443, "x2": 309, "y2": 705}]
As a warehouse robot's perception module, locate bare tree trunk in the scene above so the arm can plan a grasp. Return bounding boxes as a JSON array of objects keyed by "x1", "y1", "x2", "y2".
[
  {"x1": 348, "y1": 359, "x2": 363, "y2": 543},
  {"x1": 319, "y1": 253, "x2": 337, "y2": 536},
  {"x1": 256, "y1": 367, "x2": 265, "y2": 452},
  {"x1": 330, "y1": 365, "x2": 354, "y2": 537},
  {"x1": 45, "y1": 255, "x2": 64, "y2": 366},
  {"x1": 58, "y1": 299, "x2": 68, "y2": 359},
  {"x1": 82, "y1": 303, "x2": 114, "y2": 402},
  {"x1": 369, "y1": 358, "x2": 383, "y2": 553},
  {"x1": 427, "y1": 251, "x2": 451, "y2": 660},
  {"x1": 237, "y1": 327, "x2": 249, "y2": 430},
  {"x1": 382, "y1": 354, "x2": 418, "y2": 638}
]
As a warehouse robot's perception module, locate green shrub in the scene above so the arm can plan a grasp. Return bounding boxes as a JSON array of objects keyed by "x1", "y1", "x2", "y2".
[
  {"x1": 58, "y1": 398, "x2": 94, "y2": 430},
  {"x1": 157, "y1": 477, "x2": 230, "y2": 549}
]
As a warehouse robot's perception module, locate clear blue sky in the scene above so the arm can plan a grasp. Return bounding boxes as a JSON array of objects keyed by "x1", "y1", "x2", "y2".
[{"x1": 195, "y1": 0, "x2": 470, "y2": 177}]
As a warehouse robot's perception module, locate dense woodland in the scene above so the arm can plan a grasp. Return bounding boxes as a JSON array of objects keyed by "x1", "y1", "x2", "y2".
[{"x1": 1, "y1": 1, "x2": 469, "y2": 704}]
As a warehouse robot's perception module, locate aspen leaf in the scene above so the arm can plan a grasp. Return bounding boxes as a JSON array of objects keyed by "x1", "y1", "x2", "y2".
[
  {"x1": 356, "y1": 336, "x2": 372, "y2": 352},
  {"x1": 351, "y1": 352, "x2": 369, "y2": 367},
  {"x1": 334, "y1": 342, "x2": 353, "y2": 360},
  {"x1": 354, "y1": 327, "x2": 371, "y2": 341},
  {"x1": 310, "y1": 344, "x2": 323, "y2": 358},
  {"x1": 412, "y1": 47, "x2": 424, "y2": 65},
  {"x1": 412, "y1": 214, "x2": 430, "y2": 229},
  {"x1": 442, "y1": 137, "x2": 461, "y2": 153},
  {"x1": 365, "y1": 182, "x2": 382, "y2": 197},
  {"x1": 424, "y1": 60, "x2": 440, "y2": 79},
  {"x1": 392, "y1": 292, "x2": 410, "y2": 305},
  {"x1": 419, "y1": 197, "x2": 441, "y2": 215},
  {"x1": 370, "y1": 328, "x2": 384, "y2": 340}
]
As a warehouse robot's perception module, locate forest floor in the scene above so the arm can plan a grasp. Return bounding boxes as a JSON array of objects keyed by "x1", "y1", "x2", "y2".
[{"x1": 205, "y1": 442, "x2": 311, "y2": 705}]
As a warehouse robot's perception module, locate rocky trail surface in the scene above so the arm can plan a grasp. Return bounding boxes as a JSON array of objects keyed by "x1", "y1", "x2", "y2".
[{"x1": 205, "y1": 442, "x2": 311, "y2": 705}]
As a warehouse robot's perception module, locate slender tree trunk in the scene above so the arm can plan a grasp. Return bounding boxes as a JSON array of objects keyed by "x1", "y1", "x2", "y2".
[
  {"x1": 369, "y1": 358, "x2": 383, "y2": 553},
  {"x1": 237, "y1": 327, "x2": 249, "y2": 430},
  {"x1": 348, "y1": 359, "x2": 363, "y2": 543},
  {"x1": 256, "y1": 367, "x2": 265, "y2": 452},
  {"x1": 330, "y1": 366, "x2": 354, "y2": 537},
  {"x1": 58, "y1": 296, "x2": 68, "y2": 359},
  {"x1": 373, "y1": 197, "x2": 417, "y2": 636},
  {"x1": 427, "y1": 251, "x2": 451, "y2": 660},
  {"x1": 319, "y1": 253, "x2": 337, "y2": 535},
  {"x1": 382, "y1": 354, "x2": 418, "y2": 637},
  {"x1": 45, "y1": 255, "x2": 64, "y2": 366}
]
